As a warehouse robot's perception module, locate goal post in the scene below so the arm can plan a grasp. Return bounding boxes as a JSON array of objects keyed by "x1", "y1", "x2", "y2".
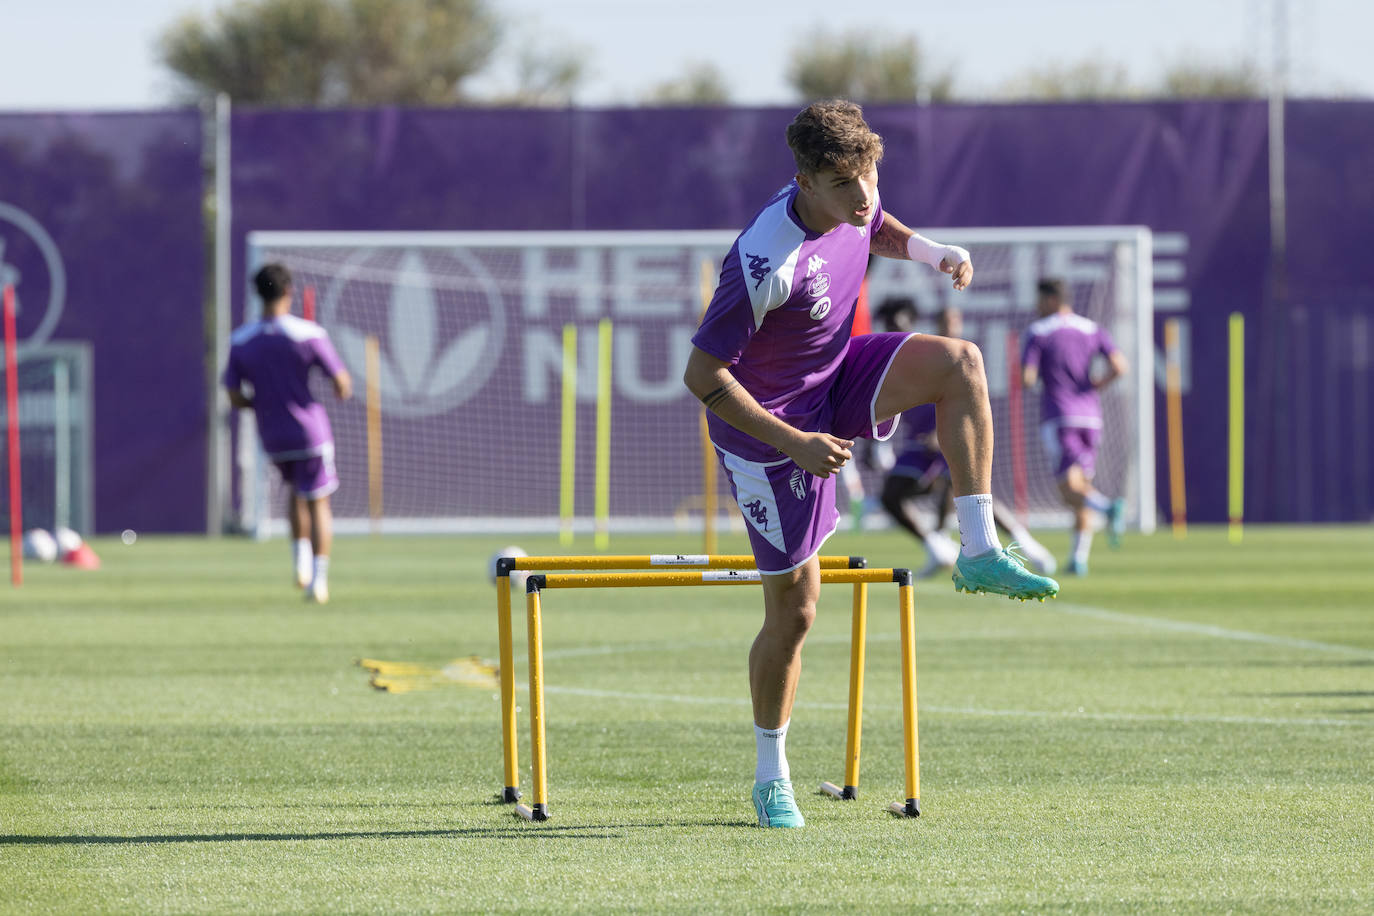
[{"x1": 237, "y1": 228, "x2": 1153, "y2": 537}]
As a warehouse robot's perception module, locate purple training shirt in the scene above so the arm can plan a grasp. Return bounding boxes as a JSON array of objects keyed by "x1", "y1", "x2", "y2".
[
  {"x1": 223, "y1": 314, "x2": 347, "y2": 458},
  {"x1": 1021, "y1": 312, "x2": 1118, "y2": 427},
  {"x1": 692, "y1": 181, "x2": 883, "y2": 462}
]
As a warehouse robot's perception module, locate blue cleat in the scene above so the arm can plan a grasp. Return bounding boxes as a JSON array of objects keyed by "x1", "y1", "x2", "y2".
[
  {"x1": 952, "y1": 545, "x2": 1060, "y2": 601},
  {"x1": 752, "y1": 778, "x2": 805, "y2": 828},
  {"x1": 1106, "y1": 498, "x2": 1126, "y2": 549}
]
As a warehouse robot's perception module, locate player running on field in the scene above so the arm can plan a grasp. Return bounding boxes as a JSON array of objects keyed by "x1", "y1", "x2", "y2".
[
  {"x1": 683, "y1": 100, "x2": 1058, "y2": 829},
  {"x1": 223, "y1": 263, "x2": 352, "y2": 603},
  {"x1": 1021, "y1": 277, "x2": 1128, "y2": 576}
]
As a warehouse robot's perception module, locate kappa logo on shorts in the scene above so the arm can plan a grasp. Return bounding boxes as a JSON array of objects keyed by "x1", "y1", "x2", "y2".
[
  {"x1": 789, "y1": 468, "x2": 807, "y2": 500},
  {"x1": 809, "y1": 297, "x2": 831, "y2": 320},
  {"x1": 742, "y1": 498, "x2": 770, "y2": 530}
]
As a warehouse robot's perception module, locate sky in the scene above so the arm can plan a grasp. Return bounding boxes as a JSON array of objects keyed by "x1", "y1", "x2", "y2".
[{"x1": 0, "y1": 0, "x2": 1369, "y2": 110}]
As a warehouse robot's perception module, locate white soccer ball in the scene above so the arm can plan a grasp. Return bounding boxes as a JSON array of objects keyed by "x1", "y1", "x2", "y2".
[
  {"x1": 22, "y1": 528, "x2": 58, "y2": 563},
  {"x1": 489, "y1": 545, "x2": 530, "y2": 589},
  {"x1": 53, "y1": 526, "x2": 84, "y2": 558}
]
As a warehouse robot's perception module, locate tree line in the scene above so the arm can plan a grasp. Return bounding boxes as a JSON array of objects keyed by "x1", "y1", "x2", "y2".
[{"x1": 160, "y1": 0, "x2": 1268, "y2": 106}]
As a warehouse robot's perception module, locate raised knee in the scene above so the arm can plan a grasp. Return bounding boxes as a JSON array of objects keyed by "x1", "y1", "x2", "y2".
[{"x1": 951, "y1": 339, "x2": 984, "y2": 376}]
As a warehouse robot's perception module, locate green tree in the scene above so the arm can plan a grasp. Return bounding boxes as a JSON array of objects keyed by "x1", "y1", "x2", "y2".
[
  {"x1": 786, "y1": 33, "x2": 953, "y2": 103},
  {"x1": 1160, "y1": 58, "x2": 1265, "y2": 98},
  {"x1": 997, "y1": 59, "x2": 1136, "y2": 101},
  {"x1": 158, "y1": 0, "x2": 501, "y2": 105},
  {"x1": 644, "y1": 62, "x2": 731, "y2": 106}
]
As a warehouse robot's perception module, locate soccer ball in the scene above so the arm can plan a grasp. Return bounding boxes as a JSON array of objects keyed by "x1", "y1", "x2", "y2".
[
  {"x1": 53, "y1": 526, "x2": 83, "y2": 559},
  {"x1": 489, "y1": 545, "x2": 530, "y2": 590},
  {"x1": 22, "y1": 528, "x2": 58, "y2": 563}
]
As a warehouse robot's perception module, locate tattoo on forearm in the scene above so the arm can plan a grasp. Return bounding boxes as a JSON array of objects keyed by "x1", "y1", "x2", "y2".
[
  {"x1": 700, "y1": 380, "x2": 738, "y2": 410},
  {"x1": 869, "y1": 220, "x2": 909, "y2": 259}
]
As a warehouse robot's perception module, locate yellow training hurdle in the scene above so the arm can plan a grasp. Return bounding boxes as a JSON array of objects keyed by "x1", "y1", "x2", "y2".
[{"x1": 492, "y1": 555, "x2": 920, "y2": 822}]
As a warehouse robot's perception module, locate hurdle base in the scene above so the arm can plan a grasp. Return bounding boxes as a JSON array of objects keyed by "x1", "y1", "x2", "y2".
[
  {"x1": 888, "y1": 798, "x2": 921, "y2": 818},
  {"x1": 515, "y1": 803, "x2": 549, "y2": 822},
  {"x1": 820, "y1": 781, "x2": 858, "y2": 800},
  {"x1": 501, "y1": 786, "x2": 522, "y2": 803}
]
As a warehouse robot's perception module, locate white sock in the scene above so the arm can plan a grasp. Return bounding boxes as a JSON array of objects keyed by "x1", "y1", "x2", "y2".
[
  {"x1": 1072, "y1": 530, "x2": 1093, "y2": 563},
  {"x1": 954, "y1": 494, "x2": 1001, "y2": 557},
  {"x1": 312, "y1": 554, "x2": 330, "y2": 589},
  {"x1": 1084, "y1": 490, "x2": 1113, "y2": 513},
  {"x1": 294, "y1": 539, "x2": 311, "y2": 581},
  {"x1": 754, "y1": 720, "x2": 790, "y2": 784}
]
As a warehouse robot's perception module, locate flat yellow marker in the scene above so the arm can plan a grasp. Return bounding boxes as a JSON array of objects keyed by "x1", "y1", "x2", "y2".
[{"x1": 357, "y1": 656, "x2": 498, "y2": 693}]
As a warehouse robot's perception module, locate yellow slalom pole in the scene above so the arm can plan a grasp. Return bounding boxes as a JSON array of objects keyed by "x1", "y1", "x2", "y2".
[
  {"x1": 821, "y1": 581, "x2": 867, "y2": 800},
  {"x1": 364, "y1": 335, "x2": 383, "y2": 534},
  {"x1": 559, "y1": 325, "x2": 577, "y2": 546},
  {"x1": 888, "y1": 580, "x2": 921, "y2": 818},
  {"x1": 1164, "y1": 319, "x2": 1187, "y2": 538},
  {"x1": 699, "y1": 258, "x2": 718, "y2": 554},
  {"x1": 514, "y1": 586, "x2": 550, "y2": 822},
  {"x1": 595, "y1": 318, "x2": 612, "y2": 550},
  {"x1": 1229, "y1": 313, "x2": 1245, "y2": 544},
  {"x1": 495, "y1": 571, "x2": 519, "y2": 802}
]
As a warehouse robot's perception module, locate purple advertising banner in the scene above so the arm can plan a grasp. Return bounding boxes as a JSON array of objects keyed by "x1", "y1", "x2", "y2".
[
  {"x1": 0, "y1": 111, "x2": 205, "y2": 534},
  {"x1": 230, "y1": 101, "x2": 1370, "y2": 525}
]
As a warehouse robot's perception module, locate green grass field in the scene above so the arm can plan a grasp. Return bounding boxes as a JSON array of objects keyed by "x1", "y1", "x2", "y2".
[{"x1": 2, "y1": 525, "x2": 1372, "y2": 913}]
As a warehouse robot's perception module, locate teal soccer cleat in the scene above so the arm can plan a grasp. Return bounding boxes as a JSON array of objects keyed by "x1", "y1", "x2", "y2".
[
  {"x1": 752, "y1": 778, "x2": 805, "y2": 828},
  {"x1": 1107, "y1": 498, "x2": 1127, "y2": 549},
  {"x1": 952, "y1": 545, "x2": 1060, "y2": 601}
]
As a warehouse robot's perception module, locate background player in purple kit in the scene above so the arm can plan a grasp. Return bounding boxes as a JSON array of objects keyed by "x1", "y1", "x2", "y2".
[
  {"x1": 223, "y1": 264, "x2": 353, "y2": 603},
  {"x1": 683, "y1": 100, "x2": 1058, "y2": 828},
  {"x1": 1021, "y1": 277, "x2": 1128, "y2": 576}
]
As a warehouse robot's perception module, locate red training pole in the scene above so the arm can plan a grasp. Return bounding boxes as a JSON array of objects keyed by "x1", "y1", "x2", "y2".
[
  {"x1": 302, "y1": 284, "x2": 316, "y2": 322},
  {"x1": 4, "y1": 285, "x2": 22, "y2": 586},
  {"x1": 1006, "y1": 330, "x2": 1028, "y2": 523}
]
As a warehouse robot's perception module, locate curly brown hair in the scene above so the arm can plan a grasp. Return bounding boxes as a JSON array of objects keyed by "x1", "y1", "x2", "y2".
[{"x1": 785, "y1": 100, "x2": 885, "y2": 176}]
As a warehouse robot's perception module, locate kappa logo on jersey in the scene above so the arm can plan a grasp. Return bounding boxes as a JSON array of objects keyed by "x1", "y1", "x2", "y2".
[
  {"x1": 789, "y1": 468, "x2": 807, "y2": 500},
  {"x1": 745, "y1": 252, "x2": 771, "y2": 290},
  {"x1": 742, "y1": 498, "x2": 770, "y2": 530},
  {"x1": 806, "y1": 254, "x2": 827, "y2": 277},
  {"x1": 810, "y1": 297, "x2": 832, "y2": 320},
  {"x1": 808, "y1": 273, "x2": 831, "y2": 298}
]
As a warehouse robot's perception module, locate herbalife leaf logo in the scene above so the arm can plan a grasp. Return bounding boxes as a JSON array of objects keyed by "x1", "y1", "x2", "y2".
[{"x1": 323, "y1": 248, "x2": 505, "y2": 418}]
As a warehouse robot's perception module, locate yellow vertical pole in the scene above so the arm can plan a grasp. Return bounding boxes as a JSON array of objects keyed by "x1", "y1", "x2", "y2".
[
  {"x1": 364, "y1": 334, "x2": 383, "y2": 534},
  {"x1": 1229, "y1": 313, "x2": 1245, "y2": 544},
  {"x1": 517, "y1": 585, "x2": 550, "y2": 821},
  {"x1": 890, "y1": 581, "x2": 921, "y2": 817},
  {"x1": 843, "y1": 582, "x2": 868, "y2": 792},
  {"x1": 496, "y1": 571, "x2": 519, "y2": 801},
  {"x1": 699, "y1": 258, "x2": 718, "y2": 554},
  {"x1": 559, "y1": 325, "x2": 577, "y2": 546},
  {"x1": 1164, "y1": 319, "x2": 1187, "y2": 538},
  {"x1": 595, "y1": 318, "x2": 612, "y2": 550}
]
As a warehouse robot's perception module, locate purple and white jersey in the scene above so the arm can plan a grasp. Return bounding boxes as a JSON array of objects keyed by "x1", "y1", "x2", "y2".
[
  {"x1": 1021, "y1": 312, "x2": 1118, "y2": 428},
  {"x1": 223, "y1": 314, "x2": 346, "y2": 459},
  {"x1": 692, "y1": 181, "x2": 883, "y2": 462}
]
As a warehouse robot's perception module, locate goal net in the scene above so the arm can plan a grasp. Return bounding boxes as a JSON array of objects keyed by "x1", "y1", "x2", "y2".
[{"x1": 239, "y1": 228, "x2": 1153, "y2": 538}]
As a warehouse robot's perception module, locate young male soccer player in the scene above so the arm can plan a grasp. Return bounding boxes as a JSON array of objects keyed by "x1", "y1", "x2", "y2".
[
  {"x1": 683, "y1": 100, "x2": 1058, "y2": 828},
  {"x1": 877, "y1": 300, "x2": 1057, "y2": 578},
  {"x1": 223, "y1": 264, "x2": 352, "y2": 603},
  {"x1": 1021, "y1": 277, "x2": 1128, "y2": 575}
]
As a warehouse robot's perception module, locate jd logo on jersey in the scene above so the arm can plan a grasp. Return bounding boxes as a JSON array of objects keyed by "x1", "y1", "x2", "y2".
[{"x1": 809, "y1": 297, "x2": 831, "y2": 320}]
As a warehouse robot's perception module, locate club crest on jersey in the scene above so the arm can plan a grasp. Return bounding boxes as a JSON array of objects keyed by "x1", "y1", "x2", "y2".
[
  {"x1": 809, "y1": 297, "x2": 832, "y2": 320},
  {"x1": 789, "y1": 468, "x2": 807, "y2": 500},
  {"x1": 808, "y1": 273, "x2": 831, "y2": 298}
]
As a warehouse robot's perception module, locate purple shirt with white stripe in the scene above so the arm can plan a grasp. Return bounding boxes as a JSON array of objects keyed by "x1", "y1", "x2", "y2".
[
  {"x1": 223, "y1": 314, "x2": 346, "y2": 458},
  {"x1": 1021, "y1": 312, "x2": 1118, "y2": 427},
  {"x1": 691, "y1": 180, "x2": 884, "y2": 462}
]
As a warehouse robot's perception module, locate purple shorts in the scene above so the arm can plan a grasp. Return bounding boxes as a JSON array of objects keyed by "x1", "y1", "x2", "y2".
[
  {"x1": 1041, "y1": 423, "x2": 1101, "y2": 478},
  {"x1": 273, "y1": 446, "x2": 339, "y2": 499},
  {"x1": 718, "y1": 333, "x2": 910, "y2": 573},
  {"x1": 889, "y1": 447, "x2": 949, "y2": 487}
]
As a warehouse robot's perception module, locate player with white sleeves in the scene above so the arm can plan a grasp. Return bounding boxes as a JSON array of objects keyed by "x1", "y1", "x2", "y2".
[{"x1": 684, "y1": 100, "x2": 1058, "y2": 828}]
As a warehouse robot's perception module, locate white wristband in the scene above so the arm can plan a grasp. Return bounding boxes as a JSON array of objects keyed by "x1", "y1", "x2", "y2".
[{"x1": 906, "y1": 232, "x2": 970, "y2": 269}]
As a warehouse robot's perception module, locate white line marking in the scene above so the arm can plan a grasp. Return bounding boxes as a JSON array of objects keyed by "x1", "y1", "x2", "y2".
[{"x1": 1049, "y1": 602, "x2": 1374, "y2": 660}]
